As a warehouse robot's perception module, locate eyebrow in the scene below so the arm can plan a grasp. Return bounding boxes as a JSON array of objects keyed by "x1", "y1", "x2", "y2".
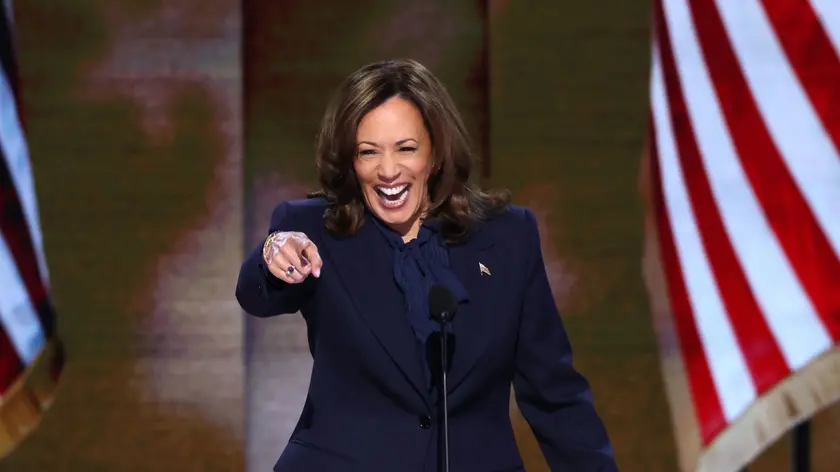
[{"x1": 358, "y1": 138, "x2": 418, "y2": 147}]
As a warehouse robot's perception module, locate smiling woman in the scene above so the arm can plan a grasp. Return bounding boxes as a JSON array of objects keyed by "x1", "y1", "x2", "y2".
[
  {"x1": 235, "y1": 58, "x2": 618, "y2": 472},
  {"x1": 354, "y1": 96, "x2": 433, "y2": 239},
  {"x1": 310, "y1": 59, "x2": 508, "y2": 244}
]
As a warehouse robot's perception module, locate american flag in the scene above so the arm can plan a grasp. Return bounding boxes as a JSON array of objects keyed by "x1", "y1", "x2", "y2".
[
  {"x1": 0, "y1": 0, "x2": 62, "y2": 455},
  {"x1": 643, "y1": 0, "x2": 840, "y2": 470}
]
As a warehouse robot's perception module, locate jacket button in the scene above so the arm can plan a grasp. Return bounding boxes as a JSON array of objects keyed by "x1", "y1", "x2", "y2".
[{"x1": 418, "y1": 414, "x2": 431, "y2": 429}]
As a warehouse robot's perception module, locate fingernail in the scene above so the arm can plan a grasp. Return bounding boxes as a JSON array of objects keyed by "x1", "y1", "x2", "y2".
[
  {"x1": 314, "y1": 268, "x2": 321, "y2": 278},
  {"x1": 301, "y1": 256, "x2": 309, "y2": 266}
]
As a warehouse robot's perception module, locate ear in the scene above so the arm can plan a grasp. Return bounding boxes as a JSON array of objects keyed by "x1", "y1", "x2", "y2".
[{"x1": 431, "y1": 154, "x2": 442, "y2": 172}]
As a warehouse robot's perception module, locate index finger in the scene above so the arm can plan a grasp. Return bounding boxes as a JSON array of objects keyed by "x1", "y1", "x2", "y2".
[{"x1": 302, "y1": 243, "x2": 323, "y2": 278}]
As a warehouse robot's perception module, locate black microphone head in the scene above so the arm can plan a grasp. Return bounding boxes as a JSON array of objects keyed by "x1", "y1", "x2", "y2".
[{"x1": 429, "y1": 284, "x2": 457, "y2": 324}]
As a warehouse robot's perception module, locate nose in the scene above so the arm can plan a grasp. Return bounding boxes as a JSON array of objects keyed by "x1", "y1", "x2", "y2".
[{"x1": 377, "y1": 151, "x2": 401, "y2": 183}]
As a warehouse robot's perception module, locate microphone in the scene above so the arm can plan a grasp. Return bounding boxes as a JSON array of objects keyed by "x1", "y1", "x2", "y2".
[
  {"x1": 430, "y1": 283, "x2": 457, "y2": 324},
  {"x1": 429, "y1": 284, "x2": 457, "y2": 472}
]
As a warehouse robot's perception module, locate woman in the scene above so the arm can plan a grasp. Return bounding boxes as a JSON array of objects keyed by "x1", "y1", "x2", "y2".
[{"x1": 236, "y1": 59, "x2": 617, "y2": 472}]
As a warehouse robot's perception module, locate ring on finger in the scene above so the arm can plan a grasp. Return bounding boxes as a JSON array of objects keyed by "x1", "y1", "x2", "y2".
[{"x1": 286, "y1": 266, "x2": 295, "y2": 275}]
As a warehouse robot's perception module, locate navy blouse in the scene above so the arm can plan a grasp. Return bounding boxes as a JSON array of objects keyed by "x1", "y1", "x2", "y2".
[{"x1": 370, "y1": 216, "x2": 469, "y2": 393}]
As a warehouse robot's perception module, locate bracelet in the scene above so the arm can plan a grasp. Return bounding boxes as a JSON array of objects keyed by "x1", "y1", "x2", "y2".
[{"x1": 262, "y1": 231, "x2": 284, "y2": 264}]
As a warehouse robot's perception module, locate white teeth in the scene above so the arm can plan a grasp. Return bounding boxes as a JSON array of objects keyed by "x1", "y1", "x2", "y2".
[
  {"x1": 377, "y1": 184, "x2": 408, "y2": 195},
  {"x1": 380, "y1": 188, "x2": 409, "y2": 208}
]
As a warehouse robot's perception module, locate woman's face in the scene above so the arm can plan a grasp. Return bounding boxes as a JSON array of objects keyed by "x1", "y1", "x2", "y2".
[{"x1": 354, "y1": 96, "x2": 432, "y2": 237}]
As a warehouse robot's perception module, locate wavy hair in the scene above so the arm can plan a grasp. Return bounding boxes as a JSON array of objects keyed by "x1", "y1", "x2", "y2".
[{"x1": 309, "y1": 59, "x2": 509, "y2": 244}]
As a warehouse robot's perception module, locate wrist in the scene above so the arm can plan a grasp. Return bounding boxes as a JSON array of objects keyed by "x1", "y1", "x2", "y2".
[{"x1": 262, "y1": 231, "x2": 284, "y2": 264}]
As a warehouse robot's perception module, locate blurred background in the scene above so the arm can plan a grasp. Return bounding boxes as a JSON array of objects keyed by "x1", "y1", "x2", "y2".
[{"x1": 0, "y1": 0, "x2": 838, "y2": 471}]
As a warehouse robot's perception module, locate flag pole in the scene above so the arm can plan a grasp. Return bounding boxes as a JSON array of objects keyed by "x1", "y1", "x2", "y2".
[{"x1": 791, "y1": 420, "x2": 810, "y2": 472}]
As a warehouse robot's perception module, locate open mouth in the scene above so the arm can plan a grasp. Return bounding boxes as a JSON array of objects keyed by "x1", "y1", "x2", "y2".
[{"x1": 375, "y1": 184, "x2": 410, "y2": 209}]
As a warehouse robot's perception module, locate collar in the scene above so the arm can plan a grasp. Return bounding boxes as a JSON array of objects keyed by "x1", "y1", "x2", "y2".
[{"x1": 368, "y1": 211, "x2": 441, "y2": 249}]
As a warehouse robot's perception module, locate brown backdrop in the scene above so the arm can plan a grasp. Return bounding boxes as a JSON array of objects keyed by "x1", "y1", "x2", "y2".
[
  {"x1": 3, "y1": 1, "x2": 838, "y2": 471},
  {"x1": 3, "y1": 1, "x2": 244, "y2": 471}
]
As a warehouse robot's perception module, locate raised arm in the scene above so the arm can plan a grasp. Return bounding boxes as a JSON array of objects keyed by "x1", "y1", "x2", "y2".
[
  {"x1": 512, "y1": 209, "x2": 618, "y2": 471},
  {"x1": 235, "y1": 201, "x2": 320, "y2": 317}
]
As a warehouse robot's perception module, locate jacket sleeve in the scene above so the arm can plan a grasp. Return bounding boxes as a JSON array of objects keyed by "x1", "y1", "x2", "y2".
[
  {"x1": 235, "y1": 201, "x2": 317, "y2": 317},
  {"x1": 512, "y1": 208, "x2": 619, "y2": 471}
]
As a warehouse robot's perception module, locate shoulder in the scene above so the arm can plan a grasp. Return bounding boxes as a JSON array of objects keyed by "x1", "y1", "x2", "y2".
[
  {"x1": 269, "y1": 197, "x2": 328, "y2": 233},
  {"x1": 456, "y1": 204, "x2": 540, "y2": 264},
  {"x1": 477, "y1": 205, "x2": 545, "y2": 275},
  {"x1": 477, "y1": 204, "x2": 539, "y2": 241}
]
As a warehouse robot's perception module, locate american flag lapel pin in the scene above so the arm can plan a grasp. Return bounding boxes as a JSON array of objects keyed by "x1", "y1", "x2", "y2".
[{"x1": 479, "y1": 262, "x2": 491, "y2": 276}]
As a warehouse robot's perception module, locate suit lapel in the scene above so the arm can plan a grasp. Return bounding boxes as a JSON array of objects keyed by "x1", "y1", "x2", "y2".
[
  {"x1": 446, "y1": 227, "x2": 497, "y2": 394},
  {"x1": 319, "y1": 219, "x2": 428, "y2": 400}
]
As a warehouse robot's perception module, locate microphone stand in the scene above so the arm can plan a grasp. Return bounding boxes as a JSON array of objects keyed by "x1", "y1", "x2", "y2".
[
  {"x1": 437, "y1": 315, "x2": 452, "y2": 472},
  {"x1": 429, "y1": 284, "x2": 456, "y2": 472}
]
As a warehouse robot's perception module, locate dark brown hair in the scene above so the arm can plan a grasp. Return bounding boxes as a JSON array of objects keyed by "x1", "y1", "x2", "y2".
[{"x1": 309, "y1": 59, "x2": 509, "y2": 244}]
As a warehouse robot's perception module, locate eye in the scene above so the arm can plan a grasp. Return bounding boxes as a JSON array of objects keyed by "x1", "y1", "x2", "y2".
[
  {"x1": 358, "y1": 149, "x2": 377, "y2": 157},
  {"x1": 398, "y1": 146, "x2": 416, "y2": 153}
]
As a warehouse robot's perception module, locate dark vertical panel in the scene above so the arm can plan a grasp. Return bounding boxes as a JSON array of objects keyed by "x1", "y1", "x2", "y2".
[
  {"x1": 491, "y1": 2, "x2": 657, "y2": 471},
  {"x1": 241, "y1": 2, "x2": 489, "y2": 470},
  {"x1": 476, "y1": 0, "x2": 491, "y2": 180}
]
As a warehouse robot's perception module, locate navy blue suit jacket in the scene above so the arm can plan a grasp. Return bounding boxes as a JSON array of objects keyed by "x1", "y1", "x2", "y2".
[{"x1": 236, "y1": 198, "x2": 618, "y2": 472}]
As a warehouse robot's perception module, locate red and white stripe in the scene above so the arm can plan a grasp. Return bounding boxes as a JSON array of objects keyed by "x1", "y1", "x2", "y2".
[
  {"x1": 649, "y1": 0, "x2": 840, "y2": 445},
  {"x1": 0, "y1": 1, "x2": 51, "y2": 395}
]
